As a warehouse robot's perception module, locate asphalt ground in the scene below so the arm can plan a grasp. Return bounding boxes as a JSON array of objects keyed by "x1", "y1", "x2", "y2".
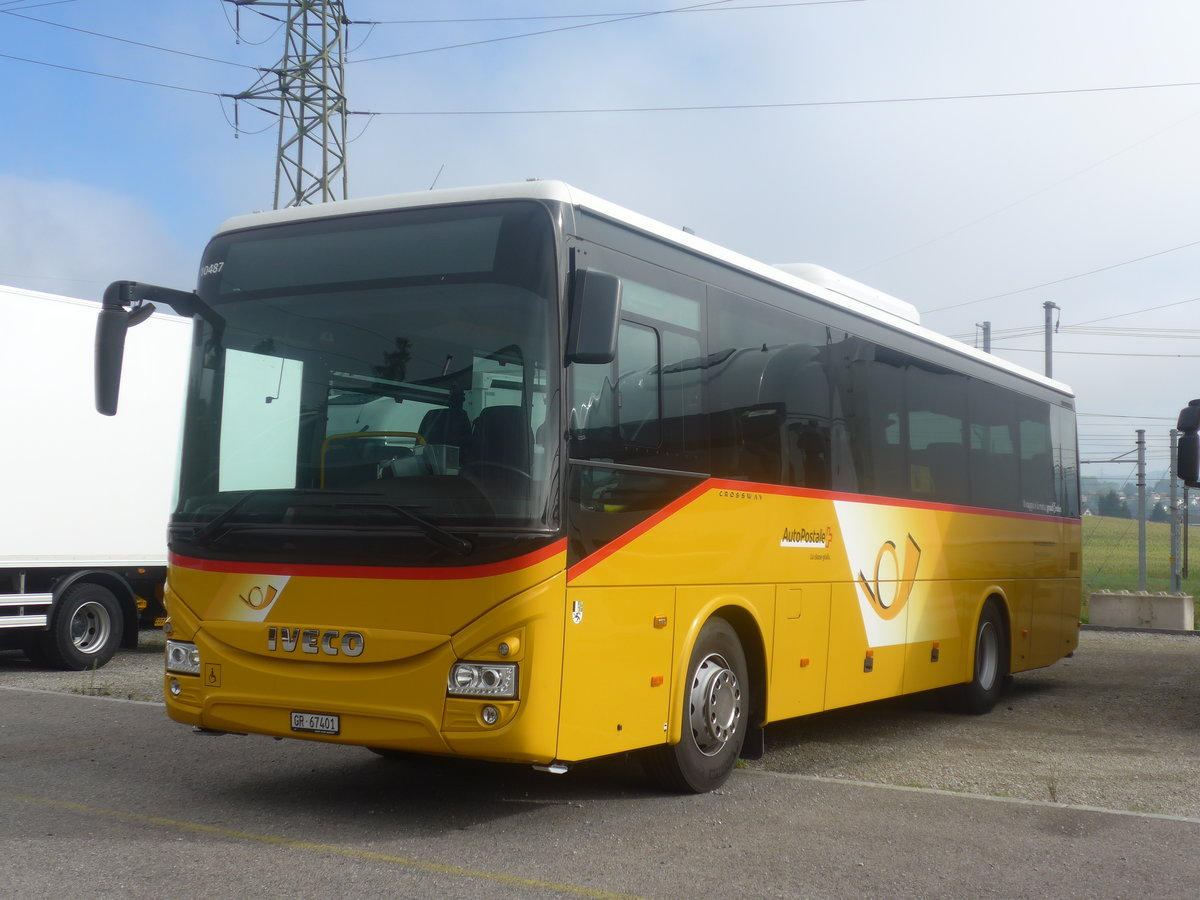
[
  {"x1": 2, "y1": 627, "x2": 1198, "y2": 817},
  {"x1": 2, "y1": 682, "x2": 1199, "y2": 900},
  {"x1": 3, "y1": 627, "x2": 1200, "y2": 897}
]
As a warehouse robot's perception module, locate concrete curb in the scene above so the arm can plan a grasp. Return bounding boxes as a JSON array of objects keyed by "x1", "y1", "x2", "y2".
[{"x1": 1080, "y1": 623, "x2": 1200, "y2": 637}]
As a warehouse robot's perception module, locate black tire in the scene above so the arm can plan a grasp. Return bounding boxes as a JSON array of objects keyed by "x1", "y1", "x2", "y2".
[
  {"x1": 955, "y1": 600, "x2": 1008, "y2": 715},
  {"x1": 645, "y1": 617, "x2": 749, "y2": 793},
  {"x1": 37, "y1": 583, "x2": 122, "y2": 671}
]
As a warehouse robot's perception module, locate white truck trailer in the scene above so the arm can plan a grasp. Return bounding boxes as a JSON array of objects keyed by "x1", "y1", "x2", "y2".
[{"x1": 0, "y1": 284, "x2": 188, "y2": 669}]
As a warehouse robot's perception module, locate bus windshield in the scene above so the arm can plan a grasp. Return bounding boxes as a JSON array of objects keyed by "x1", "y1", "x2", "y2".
[{"x1": 172, "y1": 200, "x2": 560, "y2": 557}]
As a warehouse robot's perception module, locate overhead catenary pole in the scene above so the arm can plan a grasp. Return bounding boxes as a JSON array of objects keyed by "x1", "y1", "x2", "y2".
[
  {"x1": 1170, "y1": 429, "x2": 1182, "y2": 593},
  {"x1": 1043, "y1": 301, "x2": 1059, "y2": 378},
  {"x1": 978, "y1": 321, "x2": 992, "y2": 353},
  {"x1": 1184, "y1": 483, "x2": 1190, "y2": 579},
  {"x1": 225, "y1": 0, "x2": 350, "y2": 208},
  {"x1": 1137, "y1": 428, "x2": 1147, "y2": 592}
]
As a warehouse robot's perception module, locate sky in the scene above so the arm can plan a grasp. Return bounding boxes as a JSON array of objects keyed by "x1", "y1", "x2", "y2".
[{"x1": 3, "y1": 0, "x2": 1200, "y2": 487}]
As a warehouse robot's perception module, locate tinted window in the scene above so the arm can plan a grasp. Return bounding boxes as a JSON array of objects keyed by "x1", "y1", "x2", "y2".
[
  {"x1": 968, "y1": 379, "x2": 1019, "y2": 511},
  {"x1": 906, "y1": 362, "x2": 966, "y2": 504},
  {"x1": 1018, "y1": 398, "x2": 1058, "y2": 515},
  {"x1": 707, "y1": 288, "x2": 832, "y2": 488}
]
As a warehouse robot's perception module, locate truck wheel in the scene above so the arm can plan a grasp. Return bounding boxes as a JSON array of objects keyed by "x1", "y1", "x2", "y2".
[
  {"x1": 39, "y1": 583, "x2": 122, "y2": 671},
  {"x1": 645, "y1": 617, "x2": 748, "y2": 793},
  {"x1": 954, "y1": 600, "x2": 1008, "y2": 715}
]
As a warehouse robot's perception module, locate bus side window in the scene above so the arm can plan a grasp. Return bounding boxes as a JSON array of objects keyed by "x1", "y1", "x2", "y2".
[
  {"x1": 1052, "y1": 404, "x2": 1079, "y2": 518},
  {"x1": 569, "y1": 360, "x2": 616, "y2": 447},
  {"x1": 616, "y1": 321, "x2": 661, "y2": 446},
  {"x1": 779, "y1": 356, "x2": 831, "y2": 490},
  {"x1": 844, "y1": 347, "x2": 905, "y2": 499},
  {"x1": 967, "y1": 379, "x2": 1019, "y2": 512},
  {"x1": 905, "y1": 362, "x2": 966, "y2": 505},
  {"x1": 1019, "y1": 404, "x2": 1057, "y2": 514}
]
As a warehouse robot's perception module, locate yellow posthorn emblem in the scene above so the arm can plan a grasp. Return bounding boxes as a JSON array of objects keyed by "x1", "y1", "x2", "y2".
[{"x1": 856, "y1": 534, "x2": 921, "y2": 621}]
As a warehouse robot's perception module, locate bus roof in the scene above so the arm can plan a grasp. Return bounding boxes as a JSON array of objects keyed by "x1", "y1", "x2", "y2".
[{"x1": 215, "y1": 181, "x2": 1073, "y2": 399}]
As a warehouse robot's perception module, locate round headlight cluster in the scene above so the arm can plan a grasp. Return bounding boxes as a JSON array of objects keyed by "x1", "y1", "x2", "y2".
[
  {"x1": 166, "y1": 640, "x2": 201, "y2": 675},
  {"x1": 447, "y1": 662, "x2": 517, "y2": 698}
]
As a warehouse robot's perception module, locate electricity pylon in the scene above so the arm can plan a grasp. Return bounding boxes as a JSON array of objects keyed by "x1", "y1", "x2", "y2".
[{"x1": 225, "y1": 0, "x2": 349, "y2": 208}]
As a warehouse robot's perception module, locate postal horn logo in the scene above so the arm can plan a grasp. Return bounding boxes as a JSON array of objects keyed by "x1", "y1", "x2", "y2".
[
  {"x1": 856, "y1": 533, "x2": 922, "y2": 621},
  {"x1": 240, "y1": 584, "x2": 280, "y2": 611}
]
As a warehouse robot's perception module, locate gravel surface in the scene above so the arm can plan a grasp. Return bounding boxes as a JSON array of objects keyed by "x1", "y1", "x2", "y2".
[
  {"x1": 3, "y1": 627, "x2": 1198, "y2": 817},
  {"x1": 748, "y1": 628, "x2": 1200, "y2": 818}
]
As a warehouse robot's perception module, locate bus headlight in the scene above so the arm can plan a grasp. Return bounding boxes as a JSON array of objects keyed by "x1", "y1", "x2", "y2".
[
  {"x1": 447, "y1": 662, "x2": 517, "y2": 698},
  {"x1": 166, "y1": 640, "x2": 201, "y2": 675}
]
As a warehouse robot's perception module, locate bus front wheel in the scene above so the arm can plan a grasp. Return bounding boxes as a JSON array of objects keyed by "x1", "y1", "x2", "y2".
[
  {"x1": 955, "y1": 600, "x2": 1008, "y2": 715},
  {"x1": 645, "y1": 617, "x2": 748, "y2": 793}
]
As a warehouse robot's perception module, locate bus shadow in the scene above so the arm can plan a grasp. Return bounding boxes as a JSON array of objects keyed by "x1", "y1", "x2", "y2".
[
  {"x1": 204, "y1": 745, "x2": 667, "y2": 833},
  {"x1": 759, "y1": 678, "x2": 1068, "y2": 756}
]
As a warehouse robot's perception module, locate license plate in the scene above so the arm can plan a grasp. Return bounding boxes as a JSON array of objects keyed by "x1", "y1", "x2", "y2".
[{"x1": 291, "y1": 711, "x2": 339, "y2": 735}]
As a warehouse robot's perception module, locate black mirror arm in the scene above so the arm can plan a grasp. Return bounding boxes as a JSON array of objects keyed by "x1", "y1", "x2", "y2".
[{"x1": 103, "y1": 280, "x2": 225, "y2": 335}]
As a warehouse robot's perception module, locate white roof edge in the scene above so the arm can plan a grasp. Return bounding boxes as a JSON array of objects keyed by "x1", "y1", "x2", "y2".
[
  {"x1": 214, "y1": 181, "x2": 581, "y2": 234},
  {"x1": 0, "y1": 283, "x2": 191, "y2": 327},
  {"x1": 212, "y1": 182, "x2": 1073, "y2": 399},
  {"x1": 772, "y1": 264, "x2": 921, "y2": 324}
]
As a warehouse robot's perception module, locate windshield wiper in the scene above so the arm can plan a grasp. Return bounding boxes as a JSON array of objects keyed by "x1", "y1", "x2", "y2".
[
  {"x1": 185, "y1": 489, "x2": 472, "y2": 556},
  {"x1": 341, "y1": 496, "x2": 473, "y2": 556},
  {"x1": 187, "y1": 489, "x2": 273, "y2": 546}
]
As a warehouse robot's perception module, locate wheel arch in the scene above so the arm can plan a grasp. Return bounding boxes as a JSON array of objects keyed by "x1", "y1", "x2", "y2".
[
  {"x1": 974, "y1": 588, "x2": 1013, "y2": 679},
  {"x1": 668, "y1": 600, "x2": 767, "y2": 745}
]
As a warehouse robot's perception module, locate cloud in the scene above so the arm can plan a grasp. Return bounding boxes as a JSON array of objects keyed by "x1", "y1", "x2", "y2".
[{"x1": 0, "y1": 174, "x2": 197, "y2": 299}]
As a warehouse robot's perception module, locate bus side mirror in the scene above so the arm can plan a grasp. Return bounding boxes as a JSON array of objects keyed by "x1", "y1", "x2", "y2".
[
  {"x1": 96, "y1": 280, "x2": 162, "y2": 416},
  {"x1": 565, "y1": 270, "x2": 621, "y2": 365},
  {"x1": 1178, "y1": 401, "x2": 1200, "y2": 488},
  {"x1": 95, "y1": 280, "x2": 221, "y2": 415}
]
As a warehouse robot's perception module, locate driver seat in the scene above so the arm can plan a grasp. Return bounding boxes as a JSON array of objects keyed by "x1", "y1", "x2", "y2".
[{"x1": 467, "y1": 406, "x2": 531, "y2": 477}]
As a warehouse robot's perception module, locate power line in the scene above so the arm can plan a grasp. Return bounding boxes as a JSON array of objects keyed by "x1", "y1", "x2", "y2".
[
  {"x1": 0, "y1": 8, "x2": 259, "y2": 70},
  {"x1": 0, "y1": 50, "x2": 220, "y2": 96},
  {"x1": 1063, "y1": 326, "x2": 1200, "y2": 338},
  {"x1": 354, "y1": 78, "x2": 1200, "y2": 116},
  {"x1": 952, "y1": 295, "x2": 1200, "y2": 345},
  {"x1": 852, "y1": 106, "x2": 1200, "y2": 278},
  {"x1": 1078, "y1": 414, "x2": 1175, "y2": 421},
  {"x1": 354, "y1": 1, "x2": 862, "y2": 25},
  {"x1": 1000, "y1": 347, "x2": 1200, "y2": 359},
  {"x1": 924, "y1": 238, "x2": 1200, "y2": 314},
  {"x1": 11, "y1": 34, "x2": 1200, "y2": 127},
  {"x1": 969, "y1": 326, "x2": 1200, "y2": 343},
  {"x1": 350, "y1": 0, "x2": 743, "y2": 64},
  {"x1": 1071, "y1": 294, "x2": 1200, "y2": 327},
  {"x1": 1, "y1": 0, "x2": 78, "y2": 10}
]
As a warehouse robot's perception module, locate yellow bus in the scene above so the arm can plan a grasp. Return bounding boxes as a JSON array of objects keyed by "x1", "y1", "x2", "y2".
[{"x1": 96, "y1": 182, "x2": 1080, "y2": 792}]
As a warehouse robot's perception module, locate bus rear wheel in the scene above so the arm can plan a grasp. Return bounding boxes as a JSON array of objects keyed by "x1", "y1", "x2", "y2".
[
  {"x1": 955, "y1": 600, "x2": 1008, "y2": 715},
  {"x1": 645, "y1": 617, "x2": 748, "y2": 793}
]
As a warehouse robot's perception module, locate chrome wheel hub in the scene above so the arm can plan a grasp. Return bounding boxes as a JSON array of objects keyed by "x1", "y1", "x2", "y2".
[{"x1": 688, "y1": 652, "x2": 742, "y2": 756}]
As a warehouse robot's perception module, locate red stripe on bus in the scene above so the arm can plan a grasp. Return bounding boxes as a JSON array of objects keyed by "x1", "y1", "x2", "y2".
[
  {"x1": 566, "y1": 481, "x2": 717, "y2": 581},
  {"x1": 170, "y1": 539, "x2": 567, "y2": 581},
  {"x1": 758, "y1": 480, "x2": 1080, "y2": 524}
]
